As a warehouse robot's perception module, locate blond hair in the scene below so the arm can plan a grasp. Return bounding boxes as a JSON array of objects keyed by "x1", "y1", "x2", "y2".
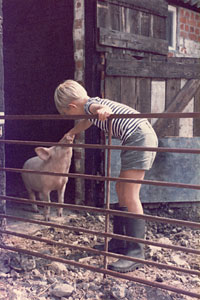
[{"x1": 54, "y1": 80, "x2": 88, "y2": 112}]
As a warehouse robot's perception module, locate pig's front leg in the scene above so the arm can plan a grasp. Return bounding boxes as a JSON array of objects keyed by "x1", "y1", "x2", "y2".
[
  {"x1": 39, "y1": 192, "x2": 51, "y2": 221},
  {"x1": 57, "y1": 184, "x2": 66, "y2": 217}
]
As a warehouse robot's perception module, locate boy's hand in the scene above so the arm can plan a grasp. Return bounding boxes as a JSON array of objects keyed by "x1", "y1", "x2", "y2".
[
  {"x1": 59, "y1": 133, "x2": 75, "y2": 143},
  {"x1": 96, "y1": 106, "x2": 112, "y2": 121}
]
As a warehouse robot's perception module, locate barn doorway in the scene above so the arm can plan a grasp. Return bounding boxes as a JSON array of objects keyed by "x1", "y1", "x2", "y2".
[{"x1": 3, "y1": 0, "x2": 75, "y2": 201}]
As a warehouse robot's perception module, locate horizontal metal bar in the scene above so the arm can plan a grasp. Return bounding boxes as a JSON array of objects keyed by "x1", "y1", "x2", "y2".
[
  {"x1": 1, "y1": 214, "x2": 199, "y2": 253},
  {"x1": 1, "y1": 139, "x2": 200, "y2": 154},
  {"x1": 2, "y1": 195, "x2": 200, "y2": 229},
  {"x1": 1, "y1": 229, "x2": 199, "y2": 276},
  {"x1": 0, "y1": 244, "x2": 199, "y2": 299},
  {"x1": 1, "y1": 166, "x2": 200, "y2": 191},
  {"x1": 0, "y1": 112, "x2": 200, "y2": 120}
]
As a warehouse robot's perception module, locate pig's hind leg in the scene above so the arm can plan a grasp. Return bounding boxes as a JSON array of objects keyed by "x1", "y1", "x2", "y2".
[
  {"x1": 39, "y1": 192, "x2": 51, "y2": 221},
  {"x1": 27, "y1": 189, "x2": 39, "y2": 213},
  {"x1": 57, "y1": 184, "x2": 66, "y2": 217}
]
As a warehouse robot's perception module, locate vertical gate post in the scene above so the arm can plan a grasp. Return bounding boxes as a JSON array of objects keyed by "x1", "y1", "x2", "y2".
[
  {"x1": 73, "y1": 0, "x2": 85, "y2": 204},
  {"x1": 0, "y1": 0, "x2": 6, "y2": 237}
]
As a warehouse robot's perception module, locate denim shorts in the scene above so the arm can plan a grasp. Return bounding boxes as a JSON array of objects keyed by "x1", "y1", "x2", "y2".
[{"x1": 121, "y1": 121, "x2": 158, "y2": 171}]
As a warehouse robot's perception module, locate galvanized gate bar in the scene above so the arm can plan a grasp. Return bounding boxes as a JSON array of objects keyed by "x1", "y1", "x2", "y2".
[
  {"x1": 1, "y1": 196, "x2": 200, "y2": 229},
  {"x1": 1, "y1": 214, "x2": 199, "y2": 254},
  {"x1": 1, "y1": 139, "x2": 200, "y2": 154},
  {"x1": 1, "y1": 113, "x2": 200, "y2": 299},
  {"x1": 1, "y1": 229, "x2": 200, "y2": 276},
  {"x1": 0, "y1": 244, "x2": 199, "y2": 299},
  {"x1": 103, "y1": 118, "x2": 113, "y2": 271},
  {"x1": 1, "y1": 166, "x2": 200, "y2": 190},
  {"x1": 0, "y1": 112, "x2": 200, "y2": 120}
]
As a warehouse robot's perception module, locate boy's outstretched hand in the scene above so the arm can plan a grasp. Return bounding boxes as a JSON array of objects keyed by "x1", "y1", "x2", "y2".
[{"x1": 59, "y1": 133, "x2": 75, "y2": 144}]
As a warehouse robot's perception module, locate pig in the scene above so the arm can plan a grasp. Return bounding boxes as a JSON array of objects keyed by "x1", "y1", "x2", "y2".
[{"x1": 21, "y1": 135, "x2": 73, "y2": 221}]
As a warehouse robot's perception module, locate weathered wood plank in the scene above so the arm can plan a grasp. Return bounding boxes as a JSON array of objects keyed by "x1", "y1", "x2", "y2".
[
  {"x1": 165, "y1": 79, "x2": 181, "y2": 136},
  {"x1": 193, "y1": 86, "x2": 200, "y2": 137},
  {"x1": 121, "y1": 77, "x2": 137, "y2": 108},
  {"x1": 136, "y1": 78, "x2": 151, "y2": 113},
  {"x1": 153, "y1": 79, "x2": 200, "y2": 137},
  {"x1": 152, "y1": 14, "x2": 166, "y2": 39},
  {"x1": 106, "y1": 57, "x2": 200, "y2": 79},
  {"x1": 106, "y1": 0, "x2": 168, "y2": 17},
  {"x1": 99, "y1": 27, "x2": 168, "y2": 55},
  {"x1": 105, "y1": 77, "x2": 121, "y2": 102}
]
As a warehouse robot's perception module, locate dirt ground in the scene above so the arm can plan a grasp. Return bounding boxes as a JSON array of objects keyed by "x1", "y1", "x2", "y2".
[{"x1": 0, "y1": 202, "x2": 199, "y2": 300}]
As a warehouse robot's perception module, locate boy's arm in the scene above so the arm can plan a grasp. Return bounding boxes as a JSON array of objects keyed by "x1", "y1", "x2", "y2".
[
  {"x1": 60, "y1": 119, "x2": 92, "y2": 142},
  {"x1": 69, "y1": 119, "x2": 92, "y2": 135},
  {"x1": 89, "y1": 103, "x2": 112, "y2": 121}
]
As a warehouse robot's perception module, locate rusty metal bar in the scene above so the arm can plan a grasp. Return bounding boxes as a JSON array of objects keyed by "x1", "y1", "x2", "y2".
[
  {"x1": 1, "y1": 166, "x2": 200, "y2": 191},
  {"x1": 0, "y1": 244, "x2": 199, "y2": 299},
  {"x1": 1, "y1": 214, "x2": 200, "y2": 254},
  {"x1": 1, "y1": 196, "x2": 200, "y2": 229},
  {"x1": 1, "y1": 229, "x2": 200, "y2": 277},
  {"x1": 103, "y1": 118, "x2": 113, "y2": 272},
  {"x1": 1, "y1": 139, "x2": 200, "y2": 154},
  {"x1": 0, "y1": 112, "x2": 200, "y2": 120}
]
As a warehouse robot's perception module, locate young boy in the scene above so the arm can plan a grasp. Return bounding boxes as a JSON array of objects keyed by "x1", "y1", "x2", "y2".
[{"x1": 54, "y1": 79, "x2": 158, "y2": 273}]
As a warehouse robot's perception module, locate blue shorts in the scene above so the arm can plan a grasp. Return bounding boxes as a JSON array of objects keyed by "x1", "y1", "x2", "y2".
[{"x1": 121, "y1": 121, "x2": 158, "y2": 171}]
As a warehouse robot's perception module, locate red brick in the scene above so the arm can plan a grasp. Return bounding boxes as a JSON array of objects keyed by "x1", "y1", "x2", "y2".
[
  {"x1": 191, "y1": 12, "x2": 194, "y2": 20},
  {"x1": 195, "y1": 14, "x2": 200, "y2": 21},
  {"x1": 195, "y1": 28, "x2": 199, "y2": 35},
  {"x1": 188, "y1": 19, "x2": 196, "y2": 26},
  {"x1": 185, "y1": 11, "x2": 190, "y2": 18},
  {"x1": 190, "y1": 26, "x2": 194, "y2": 32},
  {"x1": 180, "y1": 8, "x2": 184, "y2": 17},
  {"x1": 180, "y1": 17, "x2": 187, "y2": 24},
  {"x1": 197, "y1": 22, "x2": 200, "y2": 27},
  {"x1": 189, "y1": 33, "x2": 197, "y2": 41},
  {"x1": 74, "y1": 19, "x2": 82, "y2": 29},
  {"x1": 198, "y1": 36, "x2": 200, "y2": 42},
  {"x1": 180, "y1": 23, "x2": 184, "y2": 30},
  {"x1": 180, "y1": 31, "x2": 187, "y2": 38},
  {"x1": 76, "y1": 60, "x2": 84, "y2": 69},
  {"x1": 185, "y1": 24, "x2": 189, "y2": 32},
  {"x1": 75, "y1": 40, "x2": 84, "y2": 50},
  {"x1": 168, "y1": 52, "x2": 174, "y2": 57}
]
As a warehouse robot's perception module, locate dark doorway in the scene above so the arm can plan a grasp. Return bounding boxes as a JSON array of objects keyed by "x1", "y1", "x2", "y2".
[{"x1": 3, "y1": 0, "x2": 75, "y2": 200}]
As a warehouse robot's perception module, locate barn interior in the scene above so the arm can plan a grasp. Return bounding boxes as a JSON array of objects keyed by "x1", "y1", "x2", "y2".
[{"x1": 3, "y1": 0, "x2": 75, "y2": 201}]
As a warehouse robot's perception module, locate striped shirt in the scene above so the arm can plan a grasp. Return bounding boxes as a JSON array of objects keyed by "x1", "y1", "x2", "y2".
[{"x1": 84, "y1": 97, "x2": 147, "y2": 143}]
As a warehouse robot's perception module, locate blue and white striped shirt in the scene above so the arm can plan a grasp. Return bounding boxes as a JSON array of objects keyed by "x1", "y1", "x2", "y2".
[{"x1": 84, "y1": 97, "x2": 147, "y2": 143}]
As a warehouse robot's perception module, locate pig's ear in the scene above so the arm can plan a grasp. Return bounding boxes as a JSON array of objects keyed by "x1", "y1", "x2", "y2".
[{"x1": 35, "y1": 147, "x2": 51, "y2": 161}]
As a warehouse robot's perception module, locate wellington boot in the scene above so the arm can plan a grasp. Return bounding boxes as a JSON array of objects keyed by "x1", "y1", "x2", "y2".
[
  {"x1": 108, "y1": 218, "x2": 145, "y2": 273},
  {"x1": 94, "y1": 205, "x2": 127, "y2": 254}
]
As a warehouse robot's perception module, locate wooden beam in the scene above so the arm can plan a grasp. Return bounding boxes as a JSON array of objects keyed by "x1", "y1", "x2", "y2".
[
  {"x1": 153, "y1": 79, "x2": 200, "y2": 137},
  {"x1": 99, "y1": 28, "x2": 168, "y2": 55},
  {"x1": 106, "y1": 57, "x2": 200, "y2": 79},
  {"x1": 106, "y1": 0, "x2": 168, "y2": 17}
]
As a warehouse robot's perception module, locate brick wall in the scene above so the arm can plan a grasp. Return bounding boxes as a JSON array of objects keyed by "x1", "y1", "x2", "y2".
[{"x1": 169, "y1": 6, "x2": 200, "y2": 57}]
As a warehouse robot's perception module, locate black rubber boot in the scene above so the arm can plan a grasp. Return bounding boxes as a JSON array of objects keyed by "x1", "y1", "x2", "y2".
[
  {"x1": 94, "y1": 205, "x2": 127, "y2": 254},
  {"x1": 108, "y1": 217, "x2": 145, "y2": 273}
]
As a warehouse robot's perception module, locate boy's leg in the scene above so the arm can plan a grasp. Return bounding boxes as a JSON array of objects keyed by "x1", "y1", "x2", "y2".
[
  {"x1": 116, "y1": 169, "x2": 145, "y2": 213},
  {"x1": 108, "y1": 169, "x2": 146, "y2": 273},
  {"x1": 94, "y1": 204, "x2": 126, "y2": 253}
]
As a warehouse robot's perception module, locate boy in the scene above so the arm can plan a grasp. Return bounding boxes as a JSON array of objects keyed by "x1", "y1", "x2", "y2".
[{"x1": 54, "y1": 79, "x2": 158, "y2": 273}]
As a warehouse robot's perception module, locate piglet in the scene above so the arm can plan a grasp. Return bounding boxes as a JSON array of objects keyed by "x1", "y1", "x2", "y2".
[{"x1": 21, "y1": 135, "x2": 73, "y2": 221}]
